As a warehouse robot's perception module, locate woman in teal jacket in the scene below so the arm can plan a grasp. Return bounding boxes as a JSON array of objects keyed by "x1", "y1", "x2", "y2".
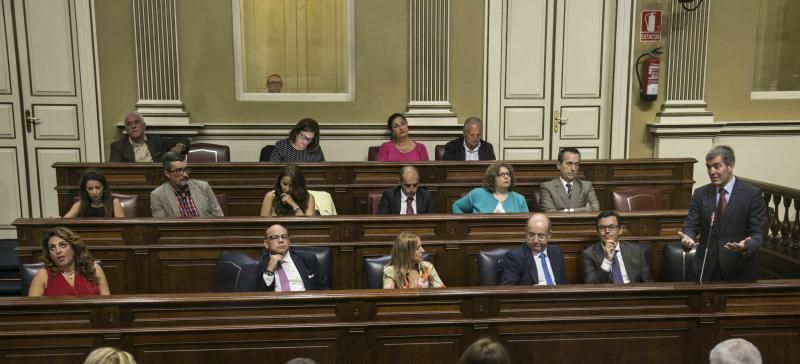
[{"x1": 452, "y1": 162, "x2": 529, "y2": 213}]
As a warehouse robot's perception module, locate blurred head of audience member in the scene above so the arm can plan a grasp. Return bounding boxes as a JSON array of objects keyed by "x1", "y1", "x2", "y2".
[
  {"x1": 84, "y1": 347, "x2": 137, "y2": 364},
  {"x1": 267, "y1": 74, "x2": 283, "y2": 93},
  {"x1": 459, "y1": 337, "x2": 511, "y2": 364},
  {"x1": 285, "y1": 358, "x2": 317, "y2": 364},
  {"x1": 709, "y1": 338, "x2": 762, "y2": 364}
]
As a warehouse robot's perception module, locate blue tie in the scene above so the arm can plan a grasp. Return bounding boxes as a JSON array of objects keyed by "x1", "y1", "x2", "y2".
[
  {"x1": 611, "y1": 252, "x2": 624, "y2": 284},
  {"x1": 539, "y1": 253, "x2": 554, "y2": 285}
]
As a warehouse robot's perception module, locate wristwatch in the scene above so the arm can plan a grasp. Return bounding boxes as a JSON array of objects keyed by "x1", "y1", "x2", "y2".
[
  {"x1": 293, "y1": 207, "x2": 303, "y2": 214},
  {"x1": 265, "y1": 270, "x2": 274, "y2": 276}
]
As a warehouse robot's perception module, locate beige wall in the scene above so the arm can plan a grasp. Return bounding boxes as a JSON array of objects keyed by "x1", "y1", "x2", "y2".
[
  {"x1": 95, "y1": 0, "x2": 484, "y2": 158},
  {"x1": 628, "y1": 0, "x2": 800, "y2": 158}
]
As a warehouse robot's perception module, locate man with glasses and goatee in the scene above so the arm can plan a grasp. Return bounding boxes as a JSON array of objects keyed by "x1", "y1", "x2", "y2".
[
  {"x1": 581, "y1": 210, "x2": 652, "y2": 284},
  {"x1": 258, "y1": 224, "x2": 329, "y2": 291},
  {"x1": 150, "y1": 151, "x2": 223, "y2": 218}
]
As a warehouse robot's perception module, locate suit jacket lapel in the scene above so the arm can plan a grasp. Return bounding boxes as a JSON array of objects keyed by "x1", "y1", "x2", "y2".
[
  {"x1": 620, "y1": 242, "x2": 639, "y2": 282},
  {"x1": 122, "y1": 138, "x2": 135, "y2": 161},
  {"x1": 719, "y1": 180, "x2": 741, "y2": 231},
  {"x1": 163, "y1": 184, "x2": 181, "y2": 217},
  {"x1": 525, "y1": 248, "x2": 539, "y2": 284},
  {"x1": 554, "y1": 181, "x2": 570, "y2": 208},
  {"x1": 189, "y1": 181, "x2": 206, "y2": 215},
  {"x1": 291, "y1": 251, "x2": 312, "y2": 289},
  {"x1": 393, "y1": 187, "x2": 403, "y2": 214}
]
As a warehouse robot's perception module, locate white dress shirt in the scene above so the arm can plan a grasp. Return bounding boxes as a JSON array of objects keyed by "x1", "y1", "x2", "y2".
[
  {"x1": 533, "y1": 250, "x2": 557, "y2": 285},
  {"x1": 600, "y1": 242, "x2": 631, "y2": 284},
  {"x1": 261, "y1": 251, "x2": 307, "y2": 291},
  {"x1": 400, "y1": 190, "x2": 417, "y2": 215},
  {"x1": 464, "y1": 141, "x2": 481, "y2": 161}
]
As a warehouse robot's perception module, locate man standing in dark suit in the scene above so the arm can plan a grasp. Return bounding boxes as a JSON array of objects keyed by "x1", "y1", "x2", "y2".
[
  {"x1": 679, "y1": 145, "x2": 766, "y2": 281},
  {"x1": 441, "y1": 117, "x2": 496, "y2": 161},
  {"x1": 377, "y1": 166, "x2": 435, "y2": 215},
  {"x1": 258, "y1": 224, "x2": 329, "y2": 291},
  {"x1": 582, "y1": 210, "x2": 652, "y2": 284},
  {"x1": 109, "y1": 112, "x2": 188, "y2": 162},
  {"x1": 500, "y1": 213, "x2": 568, "y2": 285}
]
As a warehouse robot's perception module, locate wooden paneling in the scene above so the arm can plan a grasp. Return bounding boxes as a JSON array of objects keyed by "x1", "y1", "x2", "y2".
[
  {"x1": 1, "y1": 281, "x2": 800, "y2": 364},
  {"x1": 54, "y1": 159, "x2": 696, "y2": 216},
  {"x1": 14, "y1": 211, "x2": 689, "y2": 294}
]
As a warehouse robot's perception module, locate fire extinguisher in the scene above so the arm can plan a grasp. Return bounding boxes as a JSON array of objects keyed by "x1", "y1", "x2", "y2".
[{"x1": 636, "y1": 47, "x2": 663, "y2": 102}]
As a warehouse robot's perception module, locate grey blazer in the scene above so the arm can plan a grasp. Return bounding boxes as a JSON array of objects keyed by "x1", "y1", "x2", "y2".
[
  {"x1": 539, "y1": 177, "x2": 600, "y2": 212},
  {"x1": 150, "y1": 179, "x2": 224, "y2": 217},
  {"x1": 581, "y1": 240, "x2": 652, "y2": 284}
]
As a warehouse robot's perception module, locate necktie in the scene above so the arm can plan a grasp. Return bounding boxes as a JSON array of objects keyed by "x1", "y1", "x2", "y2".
[
  {"x1": 716, "y1": 188, "x2": 727, "y2": 223},
  {"x1": 566, "y1": 183, "x2": 573, "y2": 199},
  {"x1": 276, "y1": 262, "x2": 291, "y2": 291},
  {"x1": 611, "y1": 252, "x2": 624, "y2": 284},
  {"x1": 406, "y1": 196, "x2": 415, "y2": 215},
  {"x1": 539, "y1": 253, "x2": 554, "y2": 285}
]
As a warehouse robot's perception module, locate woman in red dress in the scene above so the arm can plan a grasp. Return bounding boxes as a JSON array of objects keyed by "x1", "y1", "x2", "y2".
[{"x1": 28, "y1": 227, "x2": 110, "y2": 296}]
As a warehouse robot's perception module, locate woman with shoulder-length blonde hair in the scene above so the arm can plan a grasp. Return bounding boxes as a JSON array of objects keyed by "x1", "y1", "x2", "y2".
[
  {"x1": 28, "y1": 227, "x2": 110, "y2": 296},
  {"x1": 383, "y1": 231, "x2": 445, "y2": 289}
]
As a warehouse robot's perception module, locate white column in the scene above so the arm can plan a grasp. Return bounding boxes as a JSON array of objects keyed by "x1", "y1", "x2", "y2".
[
  {"x1": 656, "y1": 0, "x2": 713, "y2": 124},
  {"x1": 405, "y1": 0, "x2": 457, "y2": 125},
  {"x1": 132, "y1": 0, "x2": 189, "y2": 125}
]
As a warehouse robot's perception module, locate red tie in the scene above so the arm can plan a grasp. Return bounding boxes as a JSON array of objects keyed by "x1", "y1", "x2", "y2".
[
  {"x1": 406, "y1": 196, "x2": 415, "y2": 215},
  {"x1": 716, "y1": 188, "x2": 727, "y2": 223}
]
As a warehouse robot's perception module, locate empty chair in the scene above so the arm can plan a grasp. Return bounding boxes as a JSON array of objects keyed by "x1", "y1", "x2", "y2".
[
  {"x1": 215, "y1": 194, "x2": 229, "y2": 216},
  {"x1": 259, "y1": 145, "x2": 275, "y2": 162},
  {"x1": 529, "y1": 189, "x2": 542, "y2": 212},
  {"x1": 367, "y1": 189, "x2": 384, "y2": 214},
  {"x1": 477, "y1": 247, "x2": 513, "y2": 286},
  {"x1": 367, "y1": 146, "x2": 380, "y2": 161},
  {"x1": 434, "y1": 144, "x2": 445, "y2": 161},
  {"x1": 111, "y1": 193, "x2": 139, "y2": 217},
  {"x1": 662, "y1": 241, "x2": 698, "y2": 282},
  {"x1": 612, "y1": 186, "x2": 663, "y2": 211},
  {"x1": 211, "y1": 251, "x2": 261, "y2": 292},
  {"x1": 363, "y1": 254, "x2": 429, "y2": 289},
  {"x1": 292, "y1": 246, "x2": 332, "y2": 285},
  {"x1": 188, "y1": 143, "x2": 230, "y2": 163}
]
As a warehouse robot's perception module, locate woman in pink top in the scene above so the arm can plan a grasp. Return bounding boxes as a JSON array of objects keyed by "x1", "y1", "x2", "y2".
[{"x1": 377, "y1": 113, "x2": 429, "y2": 162}]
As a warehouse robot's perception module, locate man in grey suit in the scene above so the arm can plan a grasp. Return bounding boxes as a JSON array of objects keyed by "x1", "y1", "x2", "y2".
[
  {"x1": 150, "y1": 151, "x2": 224, "y2": 217},
  {"x1": 539, "y1": 147, "x2": 600, "y2": 212},
  {"x1": 581, "y1": 210, "x2": 652, "y2": 284},
  {"x1": 377, "y1": 166, "x2": 435, "y2": 214},
  {"x1": 679, "y1": 145, "x2": 766, "y2": 281}
]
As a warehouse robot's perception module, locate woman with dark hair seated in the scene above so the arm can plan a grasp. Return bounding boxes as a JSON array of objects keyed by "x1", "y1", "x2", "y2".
[
  {"x1": 383, "y1": 231, "x2": 444, "y2": 289},
  {"x1": 260, "y1": 164, "x2": 316, "y2": 216},
  {"x1": 28, "y1": 227, "x2": 110, "y2": 296},
  {"x1": 270, "y1": 118, "x2": 325, "y2": 162},
  {"x1": 376, "y1": 113, "x2": 429, "y2": 162},
  {"x1": 452, "y1": 162, "x2": 529, "y2": 213},
  {"x1": 63, "y1": 168, "x2": 125, "y2": 218}
]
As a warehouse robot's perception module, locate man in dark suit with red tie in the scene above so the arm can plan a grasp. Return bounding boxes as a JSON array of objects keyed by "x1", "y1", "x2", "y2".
[
  {"x1": 679, "y1": 146, "x2": 767, "y2": 281},
  {"x1": 377, "y1": 166, "x2": 435, "y2": 215},
  {"x1": 500, "y1": 213, "x2": 568, "y2": 286}
]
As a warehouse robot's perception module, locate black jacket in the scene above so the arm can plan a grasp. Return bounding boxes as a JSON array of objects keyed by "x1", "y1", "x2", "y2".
[
  {"x1": 109, "y1": 134, "x2": 189, "y2": 162},
  {"x1": 377, "y1": 186, "x2": 435, "y2": 214},
  {"x1": 256, "y1": 249, "x2": 329, "y2": 291},
  {"x1": 441, "y1": 137, "x2": 496, "y2": 161}
]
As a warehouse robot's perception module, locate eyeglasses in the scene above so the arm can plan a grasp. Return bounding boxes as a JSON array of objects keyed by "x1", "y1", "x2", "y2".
[
  {"x1": 167, "y1": 168, "x2": 191, "y2": 175},
  {"x1": 497, "y1": 172, "x2": 512, "y2": 178},
  {"x1": 597, "y1": 224, "x2": 620, "y2": 232},
  {"x1": 526, "y1": 232, "x2": 548, "y2": 240},
  {"x1": 266, "y1": 234, "x2": 290, "y2": 241},
  {"x1": 299, "y1": 132, "x2": 314, "y2": 142}
]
